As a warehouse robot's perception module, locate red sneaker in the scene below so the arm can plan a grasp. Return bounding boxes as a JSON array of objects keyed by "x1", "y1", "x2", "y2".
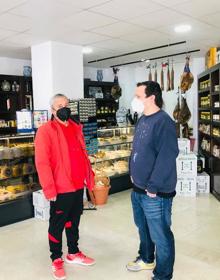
[
  {"x1": 52, "y1": 258, "x2": 66, "y2": 280},
  {"x1": 65, "y1": 252, "x2": 95, "y2": 266}
]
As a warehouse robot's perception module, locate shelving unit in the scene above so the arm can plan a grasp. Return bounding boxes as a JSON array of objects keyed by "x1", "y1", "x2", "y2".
[
  {"x1": 198, "y1": 63, "x2": 220, "y2": 200},
  {"x1": 0, "y1": 75, "x2": 33, "y2": 135},
  {"x1": 0, "y1": 134, "x2": 39, "y2": 226},
  {"x1": 90, "y1": 126, "x2": 134, "y2": 194},
  {"x1": 84, "y1": 79, "x2": 119, "y2": 128}
]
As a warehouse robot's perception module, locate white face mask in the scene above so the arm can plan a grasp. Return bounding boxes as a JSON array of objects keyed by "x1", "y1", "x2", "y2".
[{"x1": 131, "y1": 97, "x2": 144, "y2": 114}]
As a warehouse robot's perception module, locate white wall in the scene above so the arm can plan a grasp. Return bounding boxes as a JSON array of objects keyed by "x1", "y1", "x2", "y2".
[
  {"x1": 32, "y1": 41, "x2": 83, "y2": 112},
  {"x1": 51, "y1": 42, "x2": 83, "y2": 100},
  {"x1": 0, "y1": 57, "x2": 31, "y2": 76},
  {"x1": 31, "y1": 42, "x2": 53, "y2": 112},
  {"x1": 84, "y1": 57, "x2": 205, "y2": 139}
]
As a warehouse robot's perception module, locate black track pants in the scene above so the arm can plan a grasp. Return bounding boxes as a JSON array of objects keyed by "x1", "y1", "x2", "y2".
[{"x1": 48, "y1": 189, "x2": 84, "y2": 261}]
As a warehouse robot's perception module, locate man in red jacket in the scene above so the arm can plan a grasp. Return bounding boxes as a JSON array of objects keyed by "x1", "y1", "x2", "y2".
[{"x1": 35, "y1": 94, "x2": 95, "y2": 280}]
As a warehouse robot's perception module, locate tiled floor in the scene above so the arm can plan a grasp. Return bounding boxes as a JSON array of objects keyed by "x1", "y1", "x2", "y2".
[{"x1": 0, "y1": 190, "x2": 220, "y2": 280}]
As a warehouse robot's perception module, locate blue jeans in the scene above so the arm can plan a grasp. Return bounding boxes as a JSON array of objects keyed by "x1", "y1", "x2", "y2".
[{"x1": 131, "y1": 191, "x2": 175, "y2": 280}]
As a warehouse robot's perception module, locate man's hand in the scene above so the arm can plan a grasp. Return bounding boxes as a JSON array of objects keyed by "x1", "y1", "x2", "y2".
[
  {"x1": 146, "y1": 190, "x2": 157, "y2": 198},
  {"x1": 48, "y1": 196, "x2": 57, "y2": 202}
]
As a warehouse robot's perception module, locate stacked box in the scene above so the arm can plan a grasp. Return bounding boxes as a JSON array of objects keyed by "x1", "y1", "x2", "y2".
[
  {"x1": 176, "y1": 153, "x2": 197, "y2": 197},
  {"x1": 176, "y1": 176, "x2": 197, "y2": 197},
  {"x1": 178, "y1": 138, "x2": 191, "y2": 155},
  {"x1": 197, "y1": 172, "x2": 210, "y2": 194},
  {"x1": 33, "y1": 190, "x2": 50, "y2": 221}
]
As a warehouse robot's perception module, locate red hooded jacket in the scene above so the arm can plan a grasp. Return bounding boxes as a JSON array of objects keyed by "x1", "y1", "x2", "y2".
[{"x1": 34, "y1": 119, "x2": 94, "y2": 199}]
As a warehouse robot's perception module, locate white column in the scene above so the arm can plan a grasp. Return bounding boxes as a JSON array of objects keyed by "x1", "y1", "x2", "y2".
[{"x1": 31, "y1": 41, "x2": 83, "y2": 112}]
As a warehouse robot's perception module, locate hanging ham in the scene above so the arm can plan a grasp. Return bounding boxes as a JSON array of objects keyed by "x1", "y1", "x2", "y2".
[
  {"x1": 173, "y1": 97, "x2": 180, "y2": 121},
  {"x1": 180, "y1": 56, "x2": 194, "y2": 93}
]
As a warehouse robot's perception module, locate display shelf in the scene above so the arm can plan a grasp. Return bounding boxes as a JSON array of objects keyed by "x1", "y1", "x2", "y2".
[
  {"x1": 212, "y1": 135, "x2": 220, "y2": 141},
  {"x1": 92, "y1": 155, "x2": 130, "y2": 164},
  {"x1": 198, "y1": 88, "x2": 210, "y2": 94},
  {"x1": 198, "y1": 107, "x2": 211, "y2": 110},
  {"x1": 0, "y1": 193, "x2": 34, "y2": 227},
  {"x1": 213, "y1": 120, "x2": 220, "y2": 124},
  {"x1": 110, "y1": 172, "x2": 129, "y2": 179},
  {"x1": 199, "y1": 131, "x2": 211, "y2": 137},
  {"x1": 98, "y1": 140, "x2": 133, "y2": 148},
  {"x1": 0, "y1": 171, "x2": 37, "y2": 181},
  {"x1": 0, "y1": 134, "x2": 38, "y2": 226},
  {"x1": 0, "y1": 74, "x2": 33, "y2": 135},
  {"x1": 199, "y1": 119, "x2": 211, "y2": 124},
  {"x1": 91, "y1": 126, "x2": 134, "y2": 194},
  {"x1": 198, "y1": 64, "x2": 220, "y2": 199},
  {"x1": 200, "y1": 149, "x2": 211, "y2": 157}
]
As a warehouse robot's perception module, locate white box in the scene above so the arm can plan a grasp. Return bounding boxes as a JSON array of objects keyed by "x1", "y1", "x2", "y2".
[
  {"x1": 197, "y1": 172, "x2": 210, "y2": 194},
  {"x1": 176, "y1": 153, "x2": 197, "y2": 176},
  {"x1": 33, "y1": 190, "x2": 50, "y2": 208},
  {"x1": 178, "y1": 138, "x2": 190, "y2": 155},
  {"x1": 176, "y1": 176, "x2": 196, "y2": 197},
  {"x1": 34, "y1": 206, "x2": 50, "y2": 221}
]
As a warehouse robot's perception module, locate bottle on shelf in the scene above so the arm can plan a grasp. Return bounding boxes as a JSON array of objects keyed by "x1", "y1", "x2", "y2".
[
  {"x1": 126, "y1": 109, "x2": 134, "y2": 125},
  {"x1": 133, "y1": 112, "x2": 138, "y2": 125}
]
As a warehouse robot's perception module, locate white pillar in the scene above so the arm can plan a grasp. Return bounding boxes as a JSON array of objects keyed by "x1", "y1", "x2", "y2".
[{"x1": 31, "y1": 41, "x2": 83, "y2": 112}]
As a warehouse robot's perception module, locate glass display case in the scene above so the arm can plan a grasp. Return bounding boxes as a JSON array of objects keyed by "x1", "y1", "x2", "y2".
[
  {"x1": 0, "y1": 134, "x2": 39, "y2": 226},
  {"x1": 89, "y1": 126, "x2": 134, "y2": 193}
]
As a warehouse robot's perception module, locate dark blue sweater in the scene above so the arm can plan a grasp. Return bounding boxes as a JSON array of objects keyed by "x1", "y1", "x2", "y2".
[{"x1": 130, "y1": 110, "x2": 179, "y2": 194}]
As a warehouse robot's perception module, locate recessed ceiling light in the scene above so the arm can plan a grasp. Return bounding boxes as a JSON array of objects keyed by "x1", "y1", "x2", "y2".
[
  {"x1": 174, "y1": 24, "x2": 192, "y2": 33},
  {"x1": 145, "y1": 59, "x2": 150, "y2": 63},
  {"x1": 82, "y1": 47, "x2": 93, "y2": 54}
]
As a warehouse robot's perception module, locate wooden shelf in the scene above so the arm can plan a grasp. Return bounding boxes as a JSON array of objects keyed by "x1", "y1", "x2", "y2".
[
  {"x1": 198, "y1": 64, "x2": 220, "y2": 199},
  {"x1": 199, "y1": 88, "x2": 210, "y2": 93},
  {"x1": 198, "y1": 107, "x2": 211, "y2": 110},
  {"x1": 199, "y1": 131, "x2": 211, "y2": 137},
  {"x1": 200, "y1": 149, "x2": 211, "y2": 157},
  {"x1": 0, "y1": 90, "x2": 19, "y2": 94},
  {"x1": 212, "y1": 135, "x2": 220, "y2": 141},
  {"x1": 199, "y1": 119, "x2": 211, "y2": 124},
  {"x1": 212, "y1": 91, "x2": 220, "y2": 95}
]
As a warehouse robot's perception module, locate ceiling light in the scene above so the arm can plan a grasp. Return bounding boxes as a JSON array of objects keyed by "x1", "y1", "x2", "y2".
[
  {"x1": 83, "y1": 47, "x2": 93, "y2": 54},
  {"x1": 145, "y1": 59, "x2": 150, "y2": 63},
  {"x1": 174, "y1": 24, "x2": 191, "y2": 33}
]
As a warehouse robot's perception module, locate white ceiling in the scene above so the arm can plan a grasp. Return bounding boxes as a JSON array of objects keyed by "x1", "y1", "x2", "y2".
[{"x1": 0, "y1": 0, "x2": 220, "y2": 67}]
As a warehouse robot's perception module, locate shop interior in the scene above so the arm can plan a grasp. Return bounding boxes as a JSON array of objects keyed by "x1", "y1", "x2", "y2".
[{"x1": 0, "y1": 1, "x2": 220, "y2": 279}]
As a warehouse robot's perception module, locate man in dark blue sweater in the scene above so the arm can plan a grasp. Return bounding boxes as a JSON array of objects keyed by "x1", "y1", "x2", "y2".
[{"x1": 127, "y1": 81, "x2": 179, "y2": 280}]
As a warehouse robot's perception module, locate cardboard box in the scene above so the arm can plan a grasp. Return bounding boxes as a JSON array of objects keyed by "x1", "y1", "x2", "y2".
[
  {"x1": 197, "y1": 172, "x2": 210, "y2": 194},
  {"x1": 33, "y1": 190, "x2": 49, "y2": 208},
  {"x1": 178, "y1": 138, "x2": 190, "y2": 155},
  {"x1": 34, "y1": 206, "x2": 50, "y2": 221},
  {"x1": 176, "y1": 176, "x2": 196, "y2": 197},
  {"x1": 176, "y1": 153, "x2": 197, "y2": 177}
]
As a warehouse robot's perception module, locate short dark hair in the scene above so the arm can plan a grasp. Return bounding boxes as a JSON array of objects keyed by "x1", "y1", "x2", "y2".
[{"x1": 137, "y1": 81, "x2": 163, "y2": 108}]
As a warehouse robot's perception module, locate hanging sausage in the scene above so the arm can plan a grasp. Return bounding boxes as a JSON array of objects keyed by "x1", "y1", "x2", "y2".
[
  {"x1": 171, "y1": 60, "x2": 174, "y2": 90},
  {"x1": 160, "y1": 63, "x2": 164, "y2": 91},
  {"x1": 167, "y1": 62, "x2": 171, "y2": 92},
  {"x1": 154, "y1": 62, "x2": 157, "y2": 82},
  {"x1": 149, "y1": 65, "x2": 152, "y2": 81}
]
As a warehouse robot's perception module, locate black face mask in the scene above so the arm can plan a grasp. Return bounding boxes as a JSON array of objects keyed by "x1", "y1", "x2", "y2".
[{"x1": 56, "y1": 107, "x2": 71, "y2": 122}]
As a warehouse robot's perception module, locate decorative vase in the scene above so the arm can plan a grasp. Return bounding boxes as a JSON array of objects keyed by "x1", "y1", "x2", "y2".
[
  {"x1": 96, "y1": 70, "x2": 103, "y2": 82},
  {"x1": 23, "y1": 66, "x2": 32, "y2": 77},
  {"x1": 1, "y1": 80, "x2": 11, "y2": 91}
]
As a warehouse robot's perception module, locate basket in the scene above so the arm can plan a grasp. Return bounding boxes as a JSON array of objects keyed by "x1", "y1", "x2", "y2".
[{"x1": 89, "y1": 156, "x2": 111, "y2": 205}]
